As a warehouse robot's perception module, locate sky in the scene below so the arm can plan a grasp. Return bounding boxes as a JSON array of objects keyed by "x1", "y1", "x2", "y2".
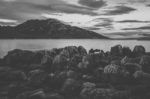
[{"x1": 0, "y1": 0, "x2": 150, "y2": 38}]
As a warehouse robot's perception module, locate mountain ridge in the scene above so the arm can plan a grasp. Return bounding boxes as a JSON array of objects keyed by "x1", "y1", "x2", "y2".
[{"x1": 0, "y1": 18, "x2": 108, "y2": 39}]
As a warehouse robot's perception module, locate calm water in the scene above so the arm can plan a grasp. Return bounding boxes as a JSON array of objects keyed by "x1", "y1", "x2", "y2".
[{"x1": 0, "y1": 39, "x2": 150, "y2": 58}]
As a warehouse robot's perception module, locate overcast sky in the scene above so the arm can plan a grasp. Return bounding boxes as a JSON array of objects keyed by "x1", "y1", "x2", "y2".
[{"x1": 0, "y1": 0, "x2": 150, "y2": 38}]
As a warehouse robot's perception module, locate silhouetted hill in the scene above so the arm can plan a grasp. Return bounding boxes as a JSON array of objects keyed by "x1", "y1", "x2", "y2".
[{"x1": 0, "y1": 19, "x2": 108, "y2": 39}]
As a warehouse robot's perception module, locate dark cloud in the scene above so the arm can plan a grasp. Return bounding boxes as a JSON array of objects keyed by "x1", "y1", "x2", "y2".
[
  {"x1": 84, "y1": 27, "x2": 101, "y2": 30},
  {"x1": 51, "y1": 4, "x2": 98, "y2": 15},
  {"x1": 116, "y1": 20, "x2": 150, "y2": 23},
  {"x1": 0, "y1": 1, "x2": 51, "y2": 21},
  {"x1": 93, "y1": 18, "x2": 114, "y2": 30},
  {"x1": 123, "y1": 26, "x2": 150, "y2": 30},
  {"x1": 0, "y1": 22, "x2": 18, "y2": 26},
  {"x1": 128, "y1": 0, "x2": 147, "y2": 4},
  {"x1": 147, "y1": 4, "x2": 150, "y2": 6},
  {"x1": 105, "y1": 32, "x2": 139, "y2": 36},
  {"x1": 0, "y1": 0, "x2": 99, "y2": 25},
  {"x1": 104, "y1": 6, "x2": 136, "y2": 15},
  {"x1": 78, "y1": 0, "x2": 107, "y2": 8}
]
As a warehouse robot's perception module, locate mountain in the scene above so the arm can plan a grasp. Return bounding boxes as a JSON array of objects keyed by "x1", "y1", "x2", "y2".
[{"x1": 0, "y1": 19, "x2": 108, "y2": 39}]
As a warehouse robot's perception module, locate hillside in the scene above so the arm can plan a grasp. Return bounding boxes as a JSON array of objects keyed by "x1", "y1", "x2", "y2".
[{"x1": 0, "y1": 19, "x2": 108, "y2": 39}]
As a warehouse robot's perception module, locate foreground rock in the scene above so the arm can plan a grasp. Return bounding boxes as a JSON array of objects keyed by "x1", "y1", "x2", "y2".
[{"x1": 0, "y1": 45, "x2": 150, "y2": 99}]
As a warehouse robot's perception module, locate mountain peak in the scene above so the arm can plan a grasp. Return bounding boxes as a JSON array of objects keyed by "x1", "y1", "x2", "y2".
[{"x1": 0, "y1": 18, "x2": 108, "y2": 39}]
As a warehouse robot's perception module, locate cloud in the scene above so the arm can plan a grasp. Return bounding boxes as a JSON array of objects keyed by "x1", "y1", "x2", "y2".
[
  {"x1": 0, "y1": 19, "x2": 17, "y2": 23},
  {"x1": 116, "y1": 20, "x2": 150, "y2": 23},
  {"x1": 0, "y1": 1, "x2": 49, "y2": 21},
  {"x1": 51, "y1": 4, "x2": 98, "y2": 15},
  {"x1": 78, "y1": 0, "x2": 107, "y2": 8},
  {"x1": 84, "y1": 27, "x2": 101, "y2": 30},
  {"x1": 128, "y1": 0, "x2": 148, "y2": 4},
  {"x1": 0, "y1": 0, "x2": 99, "y2": 25},
  {"x1": 147, "y1": 4, "x2": 150, "y2": 6},
  {"x1": 123, "y1": 26, "x2": 150, "y2": 30},
  {"x1": 104, "y1": 5, "x2": 136, "y2": 15},
  {"x1": 92, "y1": 18, "x2": 114, "y2": 30},
  {"x1": 0, "y1": 18, "x2": 18, "y2": 26}
]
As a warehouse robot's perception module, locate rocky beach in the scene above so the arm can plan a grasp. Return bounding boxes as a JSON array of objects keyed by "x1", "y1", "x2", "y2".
[{"x1": 0, "y1": 45, "x2": 150, "y2": 99}]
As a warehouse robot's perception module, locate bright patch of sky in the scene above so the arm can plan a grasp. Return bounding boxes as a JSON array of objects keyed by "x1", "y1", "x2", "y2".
[{"x1": 1, "y1": 0, "x2": 150, "y2": 38}]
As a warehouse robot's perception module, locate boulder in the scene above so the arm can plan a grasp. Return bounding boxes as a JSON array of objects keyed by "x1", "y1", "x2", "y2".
[
  {"x1": 16, "y1": 89, "x2": 45, "y2": 99},
  {"x1": 8, "y1": 70, "x2": 27, "y2": 82},
  {"x1": 40, "y1": 54, "x2": 53, "y2": 72},
  {"x1": 29, "y1": 89, "x2": 46, "y2": 99},
  {"x1": 140, "y1": 55, "x2": 150, "y2": 73},
  {"x1": 68, "y1": 54, "x2": 82, "y2": 70},
  {"x1": 78, "y1": 46, "x2": 87, "y2": 56},
  {"x1": 121, "y1": 56, "x2": 140, "y2": 65},
  {"x1": 28, "y1": 69, "x2": 48, "y2": 86},
  {"x1": 80, "y1": 54, "x2": 103, "y2": 72},
  {"x1": 66, "y1": 70, "x2": 79, "y2": 79},
  {"x1": 61, "y1": 78, "x2": 82, "y2": 96},
  {"x1": 110, "y1": 60, "x2": 121, "y2": 66},
  {"x1": 52, "y1": 54, "x2": 69, "y2": 71},
  {"x1": 103, "y1": 64, "x2": 124, "y2": 84},
  {"x1": 104, "y1": 64, "x2": 122, "y2": 74},
  {"x1": 80, "y1": 84, "x2": 115, "y2": 99},
  {"x1": 0, "y1": 58, "x2": 4, "y2": 66},
  {"x1": 60, "y1": 46, "x2": 79, "y2": 58},
  {"x1": 110, "y1": 45, "x2": 123, "y2": 56},
  {"x1": 112, "y1": 90, "x2": 131, "y2": 99},
  {"x1": 122, "y1": 46, "x2": 132, "y2": 57},
  {"x1": 45, "y1": 93, "x2": 64, "y2": 99},
  {"x1": 123, "y1": 63, "x2": 142, "y2": 75},
  {"x1": 133, "y1": 45, "x2": 146, "y2": 57},
  {"x1": 4, "y1": 49, "x2": 35, "y2": 67},
  {"x1": 0, "y1": 68, "x2": 27, "y2": 82}
]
